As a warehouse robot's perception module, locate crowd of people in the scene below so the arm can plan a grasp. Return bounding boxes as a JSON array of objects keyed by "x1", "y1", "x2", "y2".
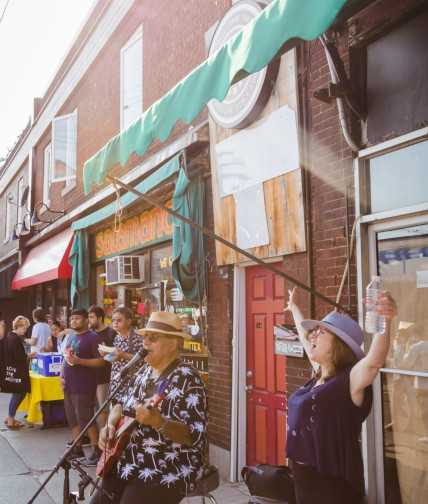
[
  {"x1": 0, "y1": 284, "x2": 426, "y2": 503},
  {"x1": 0, "y1": 305, "x2": 209, "y2": 503}
]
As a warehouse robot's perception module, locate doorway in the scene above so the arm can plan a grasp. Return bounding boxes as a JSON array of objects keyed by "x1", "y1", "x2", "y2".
[{"x1": 244, "y1": 263, "x2": 287, "y2": 466}]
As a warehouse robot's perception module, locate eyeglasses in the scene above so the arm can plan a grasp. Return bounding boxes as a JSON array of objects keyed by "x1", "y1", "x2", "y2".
[
  {"x1": 141, "y1": 333, "x2": 162, "y2": 343},
  {"x1": 112, "y1": 318, "x2": 125, "y2": 323},
  {"x1": 313, "y1": 326, "x2": 333, "y2": 337}
]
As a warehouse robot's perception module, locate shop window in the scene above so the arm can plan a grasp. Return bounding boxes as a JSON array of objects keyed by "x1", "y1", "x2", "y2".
[
  {"x1": 39, "y1": 280, "x2": 70, "y2": 328},
  {"x1": 55, "y1": 278, "x2": 70, "y2": 327},
  {"x1": 149, "y1": 245, "x2": 208, "y2": 371},
  {"x1": 100, "y1": 244, "x2": 208, "y2": 371}
]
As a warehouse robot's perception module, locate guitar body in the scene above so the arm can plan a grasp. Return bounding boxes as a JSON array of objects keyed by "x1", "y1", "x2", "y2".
[
  {"x1": 96, "y1": 431, "x2": 132, "y2": 477},
  {"x1": 96, "y1": 418, "x2": 136, "y2": 477},
  {"x1": 96, "y1": 380, "x2": 169, "y2": 477}
]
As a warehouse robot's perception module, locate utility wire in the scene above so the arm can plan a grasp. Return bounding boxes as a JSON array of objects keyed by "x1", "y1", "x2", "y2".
[{"x1": 0, "y1": 0, "x2": 10, "y2": 27}]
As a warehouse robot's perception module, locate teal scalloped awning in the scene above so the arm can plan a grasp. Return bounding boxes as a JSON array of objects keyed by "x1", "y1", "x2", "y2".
[{"x1": 83, "y1": 0, "x2": 373, "y2": 195}]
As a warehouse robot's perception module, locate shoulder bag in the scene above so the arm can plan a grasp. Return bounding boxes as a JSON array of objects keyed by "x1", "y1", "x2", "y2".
[{"x1": 241, "y1": 464, "x2": 296, "y2": 504}]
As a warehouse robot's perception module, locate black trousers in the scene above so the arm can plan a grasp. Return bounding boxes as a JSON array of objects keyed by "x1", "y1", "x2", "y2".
[
  {"x1": 89, "y1": 474, "x2": 185, "y2": 504},
  {"x1": 290, "y1": 461, "x2": 363, "y2": 504}
]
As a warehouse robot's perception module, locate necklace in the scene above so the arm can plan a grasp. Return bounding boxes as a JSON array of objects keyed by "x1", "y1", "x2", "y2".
[{"x1": 311, "y1": 377, "x2": 326, "y2": 390}]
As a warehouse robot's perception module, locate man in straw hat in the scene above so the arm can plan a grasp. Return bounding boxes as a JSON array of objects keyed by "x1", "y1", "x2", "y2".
[
  {"x1": 284, "y1": 287, "x2": 397, "y2": 504},
  {"x1": 91, "y1": 311, "x2": 208, "y2": 504}
]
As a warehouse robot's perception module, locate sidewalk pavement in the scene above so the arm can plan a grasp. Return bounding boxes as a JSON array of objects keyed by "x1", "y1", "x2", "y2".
[{"x1": 0, "y1": 392, "x2": 250, "y2": 503}]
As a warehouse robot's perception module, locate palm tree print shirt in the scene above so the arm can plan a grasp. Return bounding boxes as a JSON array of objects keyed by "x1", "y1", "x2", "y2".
[{"x1": 117, "y1": 361, "x2": 208, "y2": 495}]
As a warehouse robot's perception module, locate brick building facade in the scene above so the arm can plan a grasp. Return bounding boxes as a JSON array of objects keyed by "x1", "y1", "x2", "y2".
[{"x1": 1, "y1": 1, "x2": 427, "y2": 501}]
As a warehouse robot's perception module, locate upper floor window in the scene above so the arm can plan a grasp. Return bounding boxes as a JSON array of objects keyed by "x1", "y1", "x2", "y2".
[
  {"x1": 17, "y1": 178, "x2": 25, "y2": 224},
  {"x1": 51, "y1": 111, "x2": 77, "y2": 184},
  {"x1": 366, "y1": 140, "x2": 428, "y2": 214},
  {"x1": 121, "y1": 26, "x2": 143, "y2": 131},
  {"x1": 43, "y1": 144, "x2": 52, "y2": 205},
  {"x1": 5, "y1": 192, "x2": 12, "y2": 242}
]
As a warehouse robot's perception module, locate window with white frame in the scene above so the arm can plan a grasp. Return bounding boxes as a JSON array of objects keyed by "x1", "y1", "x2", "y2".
[
  {"x1": 121, "y1": 25, "x2": 143, "y2": 131},
  {"x1": 43, "y1": 144, "x2": 52, "y2": 205},
  {"x1": 5, "y1": 192, "x2": 12, "y2": 241},
  {"x1": 51, "y1": 111, "x2": 77, "y2": 184},
  {"x1": 17, "y1": 178, "x2": 24, "y2": 224}
]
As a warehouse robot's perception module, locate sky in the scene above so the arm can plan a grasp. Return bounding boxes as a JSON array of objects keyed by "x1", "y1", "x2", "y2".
[{"x1": 0, "y1": 0, "x2": 95, "y2": 161}]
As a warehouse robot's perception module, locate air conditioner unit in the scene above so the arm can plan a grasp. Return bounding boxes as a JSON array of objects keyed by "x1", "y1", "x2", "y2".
[{"x1": 105, "y1": 256, "x2": 144, "y2": 285}]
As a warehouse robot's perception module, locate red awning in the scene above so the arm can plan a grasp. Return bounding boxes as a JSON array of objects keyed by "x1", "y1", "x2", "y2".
[{"x1": 12, "y1": 228, "x2": 74, "y2": 290}]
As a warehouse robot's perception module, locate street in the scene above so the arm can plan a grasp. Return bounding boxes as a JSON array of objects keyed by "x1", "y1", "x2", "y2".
[{"x1": 0, "y1": 392, "x2": 250, "y2": 504}]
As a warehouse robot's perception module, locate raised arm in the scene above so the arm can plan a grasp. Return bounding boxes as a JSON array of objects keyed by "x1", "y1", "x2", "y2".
[
  {"x1": 350, "y1": 292, "x2": 397, "y2": 406},
  {"x1": 284, "y1": 286, "x2": 318, "y2": 371}
]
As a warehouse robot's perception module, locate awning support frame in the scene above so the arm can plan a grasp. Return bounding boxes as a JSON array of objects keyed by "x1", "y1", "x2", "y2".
[{"x1": 106, "y1": 174, "x2": 351, "y2": 314}]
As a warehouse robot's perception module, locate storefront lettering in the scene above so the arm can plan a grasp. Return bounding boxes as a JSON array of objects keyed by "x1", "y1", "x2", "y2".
[
  {"x1": 183, "y1": 341, "x2": 202, "y2": 352},
  {"x1": 95, "y1": 200, "x2": 174, "y2": 260}
]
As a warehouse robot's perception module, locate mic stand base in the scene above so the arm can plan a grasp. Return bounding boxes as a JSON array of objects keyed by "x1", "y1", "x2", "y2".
[{"x1": 27, "y1": 370, "x2": 134, "y2": 504}]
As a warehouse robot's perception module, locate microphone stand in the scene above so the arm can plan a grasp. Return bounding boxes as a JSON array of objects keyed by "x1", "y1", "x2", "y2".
[{"x1": 27, "y1": 361, "x2": 144, "y2": 504}]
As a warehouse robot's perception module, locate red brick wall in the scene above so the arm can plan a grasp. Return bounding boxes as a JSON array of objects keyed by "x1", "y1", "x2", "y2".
[
  {"x1": 284, "y1": 31, "x2": 359, "y2": 396},
  {"x1": 32, "y1": 1, "x2": 233, "y2": 220},
  {"x1": 204, "y1": 150, "x2": 234, "y2": 450}
]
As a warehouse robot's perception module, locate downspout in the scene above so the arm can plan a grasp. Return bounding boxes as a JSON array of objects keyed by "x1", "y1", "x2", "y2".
[
  {"x1": 320, "y1": 34, "x2": 360, "y2": 153},
  {"x1": 298, "y1": 42, "x2": 316, "y2": 319}
]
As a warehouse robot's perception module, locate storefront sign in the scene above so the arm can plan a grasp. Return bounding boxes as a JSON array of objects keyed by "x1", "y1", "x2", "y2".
[{"x1": 91, "y1": 199, "x2": 174, "y2": 262}]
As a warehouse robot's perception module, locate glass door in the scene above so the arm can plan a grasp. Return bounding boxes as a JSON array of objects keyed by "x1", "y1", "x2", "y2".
[{"x1": 369, "y1": 218, "x2": 428, "y2": 504}]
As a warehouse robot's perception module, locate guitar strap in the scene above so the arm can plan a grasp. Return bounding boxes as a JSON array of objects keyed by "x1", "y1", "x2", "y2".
[
  {"x1": 143, "y1": 358, "x2": 181, "y2": 398},
  {"x1": 122, "y1": 358, "x2": 181, "y2": 417}
]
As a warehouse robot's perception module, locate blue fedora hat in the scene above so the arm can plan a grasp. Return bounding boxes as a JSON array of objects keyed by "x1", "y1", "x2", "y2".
[{"x1": 301, "y1": 311, "x2": 365, "y2": 360}]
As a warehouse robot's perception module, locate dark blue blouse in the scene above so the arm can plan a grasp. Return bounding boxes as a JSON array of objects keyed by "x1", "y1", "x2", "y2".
[{"x1": 286, "y1": 366, "x2": 373, "y2": 495}]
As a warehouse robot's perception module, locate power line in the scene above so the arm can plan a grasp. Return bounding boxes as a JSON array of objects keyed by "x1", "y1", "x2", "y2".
[{"x1": 0, "y1": 0, "x2": 11, "y2": 27}]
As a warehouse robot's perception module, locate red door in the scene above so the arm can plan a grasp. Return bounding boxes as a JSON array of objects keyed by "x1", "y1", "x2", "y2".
[{"x1": 246, "y1": 263, "x2": 287, "y2": 466}]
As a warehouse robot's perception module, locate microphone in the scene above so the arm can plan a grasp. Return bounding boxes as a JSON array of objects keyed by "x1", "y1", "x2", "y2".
[{"x1": 113, "y1": 348, "x2": 148, "y2": 381}]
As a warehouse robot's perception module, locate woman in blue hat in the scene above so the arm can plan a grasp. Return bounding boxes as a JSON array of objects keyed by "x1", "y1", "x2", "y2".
[{"x1": 285, "y1": 287, "x2": 397, "y2": 504}]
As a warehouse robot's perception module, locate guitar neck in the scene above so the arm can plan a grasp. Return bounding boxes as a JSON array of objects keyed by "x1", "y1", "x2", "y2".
[{"x1": 116, "y1": 388, "x2": 168, "y2": 437}]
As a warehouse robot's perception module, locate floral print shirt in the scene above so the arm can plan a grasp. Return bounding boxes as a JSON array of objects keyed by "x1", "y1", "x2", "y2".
[
  {"x1": 110, "y1": 329, "x2": 144, "y2": 401},
  {"x1": 117, "y1": 361, "x2": 208, "y2": 495}
]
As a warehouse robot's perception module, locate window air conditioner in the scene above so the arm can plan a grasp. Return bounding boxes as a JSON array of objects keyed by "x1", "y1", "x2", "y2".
[{"x1": 105, "y1": 256, "x2": 144, "y2": 285}]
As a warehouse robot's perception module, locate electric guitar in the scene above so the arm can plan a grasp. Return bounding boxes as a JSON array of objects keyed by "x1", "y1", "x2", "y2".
[{"x1": 96, "y1": 379, "x2": 169, "y2": 477}]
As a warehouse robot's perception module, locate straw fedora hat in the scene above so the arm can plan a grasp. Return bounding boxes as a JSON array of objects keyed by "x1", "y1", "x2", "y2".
[
  {"x1": 301, "y1": 311, "x2": 365, "y2": 360},
  {"x1": 136, "y1": 311, "x2": 192, "y2": 341}
]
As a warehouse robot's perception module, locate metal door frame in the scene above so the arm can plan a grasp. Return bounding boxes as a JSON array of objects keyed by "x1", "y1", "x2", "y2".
[{"x1": 355, "y1": 127, "x2": 428, "y2": 503}]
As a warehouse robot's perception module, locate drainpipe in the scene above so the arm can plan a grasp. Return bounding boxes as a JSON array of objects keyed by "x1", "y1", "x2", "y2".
[
  {"x1": 319, "y1": 34, "x2": 360, "y2": 154},
  {"x1": 298, "y1": 42, "x2": 316, "y2": 319}
]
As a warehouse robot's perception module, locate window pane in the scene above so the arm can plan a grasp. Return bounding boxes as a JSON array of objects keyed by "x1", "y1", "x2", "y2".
[
  {"x1": 43, "y1": 144, "x2": 52, "y2": 204},
  {"x1": 376, "y1": 224, "x2": 428, "y2": 503},
  {"x1": 121, "y1": 33, "x2": 142, "y2": 130},
  {"x1": 52, "y1": 114, "x2": 77, "y2": 182},
  {"x1": 368, "y1": 140, "x2": 428, "y2": 213}
]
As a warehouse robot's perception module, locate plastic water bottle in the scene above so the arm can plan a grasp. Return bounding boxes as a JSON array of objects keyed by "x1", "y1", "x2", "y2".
[
  {"x1": 31, "y1": 358, "x2": 38, "y2": 373},
  {"x1": 365, "y1": 276, "x2": 386, "y2": 334}
]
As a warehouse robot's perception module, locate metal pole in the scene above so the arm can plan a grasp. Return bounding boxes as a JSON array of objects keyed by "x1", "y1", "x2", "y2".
[{"x1": 106, "y1": 174, "x2": 351, "y2": 314}]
